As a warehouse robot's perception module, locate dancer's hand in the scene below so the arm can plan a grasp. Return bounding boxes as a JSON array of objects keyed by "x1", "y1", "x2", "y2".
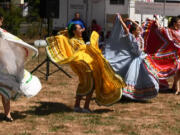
[
  {"x1": 154, "y1": 15, "x2": 161, "y2": 28},
  {"x1": 116, "y1": 13, "x2": 129, "y2": 35},
  {"x1": 116, "y1": 13, "x2": 123, "y2": 22},
  {"x1": 116, "y1": 13, "x2": 120, "y2": 18},
  {"x1": 153, "y1": 14, "x2": 158, "y2": 20}
]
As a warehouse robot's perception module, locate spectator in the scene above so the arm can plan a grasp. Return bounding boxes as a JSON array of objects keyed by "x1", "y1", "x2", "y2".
[
  {"x1": 67, "y1": 12, "x2": 89, "y2": 42},
  {"x1": 68, "y1": 12, "x2": 85, "y2": 31},
  {"x1": 91, "y1": 19, "x2": 102, "y2": 34}
]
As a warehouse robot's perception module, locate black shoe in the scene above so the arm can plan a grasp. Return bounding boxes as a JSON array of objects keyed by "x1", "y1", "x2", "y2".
[
  {"x1": 74, "y1": 107, "x2": 82, "y2": 112},
  {"x1": 3, "y1": 116, "x2": 13, "y2": 122},
  {"x1": 82, "y1": 108, "x2": 93, "y2": 113}
]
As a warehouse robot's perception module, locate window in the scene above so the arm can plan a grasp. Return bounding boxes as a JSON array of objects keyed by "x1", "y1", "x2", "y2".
[
  {"x1": 154, "y1": 0, "x2": 180, "y2": 3},
  {"x1": 110, "y1": 0, "x2": 125, "y2": 5}
]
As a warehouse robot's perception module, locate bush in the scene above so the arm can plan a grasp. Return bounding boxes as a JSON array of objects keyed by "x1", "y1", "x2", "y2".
[
  {"x1": 0, "y1": 5, "x2": 25, "y2": 35},
  {"x1": 25, "y1": 22, "x2": 48, "y2": 39}
]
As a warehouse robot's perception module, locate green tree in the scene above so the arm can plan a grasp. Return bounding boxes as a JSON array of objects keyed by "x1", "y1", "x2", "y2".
[
  {"x1": 27, "y1": 0, "x2": 41, "y2": 22},
  {"x1": 0, "y1": 5, "x2": 24, "y2": 35}
]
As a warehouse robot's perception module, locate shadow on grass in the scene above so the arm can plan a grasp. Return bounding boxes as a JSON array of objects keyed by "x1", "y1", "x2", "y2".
[
  {"x1": 159, "y1": 88, "x2": 175, "y2": 94},
  {"x1": 0, "y1": 111, "x2": 26, "y2": 121},
  {"x1": 23, "y1": 101, "x2": 73, "y2": 116},
  {"x1": 118, "y1": 96, "x2": 152, "y2": 104},
  {"x1": 11, "y1": 111, "x2": 27, "y2": 120},
  {"x1": 0, "y1": 113, "x2": 5, "y2": 122},
  {"x1": 93, "y1": 109, "x2": 114, "y2": 114}
]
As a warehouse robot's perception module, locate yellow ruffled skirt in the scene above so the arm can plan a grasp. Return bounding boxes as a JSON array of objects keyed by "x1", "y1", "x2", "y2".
[{"x1": 46, "y1": 31, "x2": 126, "y2": 106}]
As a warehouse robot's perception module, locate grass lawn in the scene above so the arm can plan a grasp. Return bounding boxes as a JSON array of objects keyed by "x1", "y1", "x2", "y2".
[{"x1": 0, "y1": 48, "x2": 180, "y2": 135}]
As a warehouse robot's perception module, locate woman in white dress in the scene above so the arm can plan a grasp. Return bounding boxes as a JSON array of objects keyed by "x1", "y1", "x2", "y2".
[{"x1": 0, "y1": 14, "x2": 41, "y2": 121}]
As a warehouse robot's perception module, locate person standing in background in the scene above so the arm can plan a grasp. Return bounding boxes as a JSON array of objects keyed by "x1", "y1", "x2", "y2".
[
  {"x1": 67, "y1": 12, "x2": 89, "y2": 42},
  {"x1": 91, "y1": 19, "x2": 102, "y2": 34}
]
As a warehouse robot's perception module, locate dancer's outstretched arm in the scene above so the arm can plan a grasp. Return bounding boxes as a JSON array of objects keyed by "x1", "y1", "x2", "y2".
[
  {"x1": 154, "y1": 14, "x2": 161, "y2": 28},
  {"x1": 117, "y1": 14, "x2": 129, "y2": 35}
]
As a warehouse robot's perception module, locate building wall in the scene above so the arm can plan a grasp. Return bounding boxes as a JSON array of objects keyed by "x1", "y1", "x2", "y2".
[
  {"x1": 104, "y1": 0, "x2": 129, "y2": 31},
  {"x1": 129, "y1": 0, "x2": 168, "y2": 26},
  {"x1": 105, "y1": 0, "x2": 129, "y2": 14},
  {"x1": 52, "y1": 0, "x2": 169, "y2": 34},
  {"x1": 53, "y1": 0, "x2": 87, "y2": 30},
  {"x1": 53, "y1": 0, "x2": 130, "y2": 32},
  {"x1": 129, "y1": 0, "x2": 154, "y2": 23},
  {"x1": 87, "y1": 0, "x2": 105, "y2": 31},
  {"x1": 53, "y1": 0, "x2": 68, "y2": 30}
]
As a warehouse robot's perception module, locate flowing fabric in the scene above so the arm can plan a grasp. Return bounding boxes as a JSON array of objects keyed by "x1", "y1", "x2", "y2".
[
  {"x1": 104, "y1": 19, "x2": 159, "y2": 100},
  {"x1": 0, "y1": 28, "x2": 38, "y2": 61},
  {"x1": 46, "y1": 31, "x2": 126, "y2": 106},
  {"x1": 0, "y1": 28, "x2": 41, "y2": 100},
  {"x1": 143, "y1": 20, "x2": 178, "y2": 79},
  {"x1": 142, "y1": 20, "x2": 180, "y2": 90}
]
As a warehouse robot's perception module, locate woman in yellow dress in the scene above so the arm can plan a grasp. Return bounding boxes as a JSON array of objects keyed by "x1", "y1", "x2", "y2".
[{"x1": 46, "y1": 23, "x2": 126, "y2": 113}]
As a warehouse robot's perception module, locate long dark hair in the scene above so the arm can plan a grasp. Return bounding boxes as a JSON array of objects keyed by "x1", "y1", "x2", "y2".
[
  {"x1": 168, "y1": 16, "x2": 180, "y2": 28},
  {"x1": 68, "y1": 23, "x2": 77, "y2": 38},
  {"x1": 129, "y1": 23, "x2": 138, "y2": 33}
]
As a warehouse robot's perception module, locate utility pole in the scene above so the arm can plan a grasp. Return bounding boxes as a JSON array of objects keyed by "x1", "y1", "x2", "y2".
[{"x1": 163, "y1": 0, "x2": 166, "y2": 26}]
